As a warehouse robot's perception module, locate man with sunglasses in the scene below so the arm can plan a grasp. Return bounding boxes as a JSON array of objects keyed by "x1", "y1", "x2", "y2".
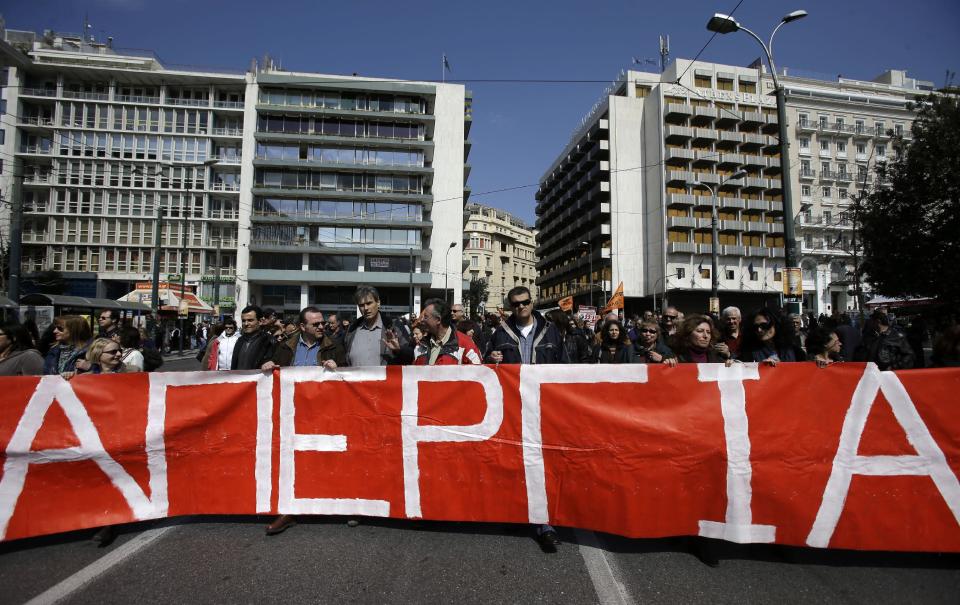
[
  {"x1": 262, "y1": 306, "x2": 346, "y2": 536},
  {"x1": 263, "y1": 306, "x2": 346, "y2": 372},
  {"x1": 484, "y1": 285, "x2": 567, "y2": 552}
]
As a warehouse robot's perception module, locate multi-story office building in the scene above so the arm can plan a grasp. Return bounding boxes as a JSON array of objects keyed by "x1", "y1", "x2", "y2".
[
  {"x1": 0, "y1": 26, "x2": 469, "y2": 317},
  {"x1": 781, "y1": 68, "x2": 931, "y2": 315},
  {"x1": 535, "y1": 58, "x2": 929, "y2": 315},
  {"x1": 536, "y1": 59, "x2": 786, "y2": 314},
  {"x1": 462, "y1": 202, "x2": 538, "y2": 313}
]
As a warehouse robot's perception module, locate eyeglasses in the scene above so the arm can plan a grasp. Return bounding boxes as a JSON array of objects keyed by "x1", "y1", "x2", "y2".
[
  {"x1": 52, "y1": 326, "x2": 65, "y2": 332},
  {"x1": 510, "y1": 299, "x2": 532, "y2": 308},
  {"x1": 639, "y1": 328, "x2": 658, "y2": 334},
  {"x1": 102, "y1": 349, "x2": 122, "y2": 356},
  {"x1": 309, "y1": 322, "x2": 324, "y2": 328},
  {"x1": 754, "y1": 322, "x2": 774, "y2": 331},
  {"x1": 663, "y1": 315, "x2": 678, "y2": 321}
]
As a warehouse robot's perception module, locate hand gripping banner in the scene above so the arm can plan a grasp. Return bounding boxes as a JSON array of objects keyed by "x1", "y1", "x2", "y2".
[{"x1": 0, "y1": 363, "x2": 958, "y2": 551}]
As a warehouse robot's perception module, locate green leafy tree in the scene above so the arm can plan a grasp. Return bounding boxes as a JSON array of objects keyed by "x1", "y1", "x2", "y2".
[
  {"x1": 858, "y1": 93, "x2": 960, "y2": 301},
  {"x1": 465, "y1": 277, "x2": 489, "y2": 318}
]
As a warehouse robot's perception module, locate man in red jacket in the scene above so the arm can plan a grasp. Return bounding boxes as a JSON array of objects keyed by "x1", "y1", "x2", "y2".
[{"x1": 411, "y1": 298, "x2": 481, "y2": 365}]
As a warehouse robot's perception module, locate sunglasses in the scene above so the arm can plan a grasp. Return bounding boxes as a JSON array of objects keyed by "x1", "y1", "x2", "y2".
[
  {"x1": 663, "y1": 315, "x2": 678, "y2": 320},
  {"x1": 510, "y1": 299, "x2": 532, "y2": 308},
  {"x1": 754, "y1": 322, "x2": 774, "y2": 331},
  {"x1": 53, "y1": 325, "x2": 65, "y2": 331},
  {"x1": 639, "y1": 328, "x2": 658, "y2": 334},
  {"x1": 309, "y1": 322, "x2": 325, "y2": 328},
  {"x1": 102, "y1": 349, "x2": 122, "y2": 356}
]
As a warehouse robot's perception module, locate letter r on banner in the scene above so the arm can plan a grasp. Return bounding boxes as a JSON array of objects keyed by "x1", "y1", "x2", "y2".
[
  {"x1": 807, "y1": 364, "x2": 960, "y2": 548},
  {"x1": 401, "y1": 365, "x2": 503, "y2": 518},
  {"x1": 279, "y1": 367, "x2": 390, "y2": 516},
  {"x1": 697, "y1": 363, "x2": 777, "y2": 544},
  {"x1": 519, "y1": 364, "x2": 648, "y2": 525}
]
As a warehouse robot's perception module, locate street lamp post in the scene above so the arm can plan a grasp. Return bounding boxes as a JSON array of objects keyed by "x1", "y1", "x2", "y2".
[
  {"x1": 707, "y1": 9, "x2": 808, "y2": 314},
  {"x1": 444, "y1": 241, "x2": 456, "y2": 304},
  {"x1": 692, "y1": 170, "x2": 747, "y2": 312},
  {"x1": 580, "y1": 241, "x2": 593, "y2": 308}
]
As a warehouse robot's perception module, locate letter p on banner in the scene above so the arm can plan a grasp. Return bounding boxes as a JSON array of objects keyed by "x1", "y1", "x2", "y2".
[{"x1": 401, "y1": 366, "x2": 503, "y2": 518}]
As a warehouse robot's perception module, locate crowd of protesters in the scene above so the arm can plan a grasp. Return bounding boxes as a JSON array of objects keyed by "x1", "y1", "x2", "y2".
[{"x1": 2, "y1": 285, "x2": 959, "y2": 554}]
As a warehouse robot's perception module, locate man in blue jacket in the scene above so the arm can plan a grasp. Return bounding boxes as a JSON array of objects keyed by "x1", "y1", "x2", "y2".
[{"x1": 485, "y1": 286, "x2": 567, "y2": 552}]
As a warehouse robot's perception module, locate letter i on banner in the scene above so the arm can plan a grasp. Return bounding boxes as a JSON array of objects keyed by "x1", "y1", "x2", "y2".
[
  {"x1": 807, "y1": 364, "x2": 960, "y2": 548},
  {"x1": 697, "y1": 363, "x2": 777, "y2": 544},
  {"x1": 401, "y1": 366, "x2": 504, "y2": 518}
]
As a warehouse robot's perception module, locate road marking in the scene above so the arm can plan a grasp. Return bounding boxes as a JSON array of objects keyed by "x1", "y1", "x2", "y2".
[
  {"x1": 24, "y1": 526, "x2": 175, "y2": 605},
  {"x1": 575, "y1": 529, "x2": 636, "y2": 605}
]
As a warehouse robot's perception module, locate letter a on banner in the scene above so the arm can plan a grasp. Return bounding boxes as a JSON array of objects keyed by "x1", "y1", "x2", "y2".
[
  {"x1": 0, "y1": 376, "x2": 161, "y2": 539},
  {"x1": 401, "y1": 365, "x2": 504, "y2": 518},
  {"x1": 807, "y1": 364, "x2": 960, "y2": 548},
  {"x1": 697, "y1": 363, "x2": 777, "y2": 544}
]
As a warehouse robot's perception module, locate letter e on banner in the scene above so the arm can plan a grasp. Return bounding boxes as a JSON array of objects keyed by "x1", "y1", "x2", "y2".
[{"x1": 807, "y1": 364, "x2": 960, "y2": 548}]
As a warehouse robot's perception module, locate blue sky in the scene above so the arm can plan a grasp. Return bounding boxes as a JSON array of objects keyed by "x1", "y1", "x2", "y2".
[{"x1": 4, "y1": 0, "x2": 958, "y2": 224}]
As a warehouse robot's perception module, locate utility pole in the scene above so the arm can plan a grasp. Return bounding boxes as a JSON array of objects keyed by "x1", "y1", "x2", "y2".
[
  {"x1": 408, "y1": 247, "x2": 414, "y2": 318},
  {"x1": 213, "y1": 238, "x2": 222, "y2": 320},
  {"x1": 7, "y1": 184, "x2": 23, "y2": 312},
  {"x1": 151, "y1": 204, "x2": 164, "y2": 320},
  {"x1": 179, "y1": 217, "x2": 188, "y2": 354}
]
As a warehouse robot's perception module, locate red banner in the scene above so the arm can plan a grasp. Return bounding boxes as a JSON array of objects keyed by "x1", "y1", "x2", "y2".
[{"x1": 1, "y1": 363, "x2": 958, "y2": 551}]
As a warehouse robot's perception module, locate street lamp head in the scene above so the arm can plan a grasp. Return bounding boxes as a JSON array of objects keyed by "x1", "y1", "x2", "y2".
[
  {"x1": 580, "y1": 241, "x2": 589, "y2": 247},
  {"x1": 706, "y1": 13, "x2": 740, "y2": 34},
  {"x1": 730, "y1": 170, "x2": 748, "y2": 180},
  {"x1": 781, "y1": 9, "x2": 808, "y2": 24},
  {"x1": 201, "y1": 159, "x2": 220, "y2": 167},
  {"x1": 448, "y1": 242, "x2": 456, "y2": 249}
]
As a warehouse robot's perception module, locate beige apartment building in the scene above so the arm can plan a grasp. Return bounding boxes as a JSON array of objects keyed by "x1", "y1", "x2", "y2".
[{"x1": 463, "y1": 203, "x2": 538, "y2": 313}]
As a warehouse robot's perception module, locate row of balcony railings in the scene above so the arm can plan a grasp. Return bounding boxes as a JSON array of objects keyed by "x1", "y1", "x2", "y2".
[
  {"x1": 666, "y1": 217, "x2": 785, "y2": 232},
  {"x1": 798, "y1": 214, "x2": 855, "y2": 228},
  {"x1": 21, "y1": 232, "x2": 239, "y2": 249},
  {"x1": 665, "y1": 149, "x2": 781, "y2": 168},
  {"x1": 665, "y1": 126, "x2": 779, "y2": 145},
  {"x1": 665, "y1": 103, "x2": 777, "y2": 123},
  {"x1": 666, "y1": 171, "x2": 783, "y2": 189},
  {"x1": 666, "y1": 194, "x2": 784, "y2": 212},
  {"x1": 666, "y1": 242, "x2": 785, "y2": 257},
  {"x1": 798, "y1": 168, "x2": 869, "y2": 182},
  {"x1": 22, "y1": 88, "x2": 246, "y2": 109},
  {"x1": 18, "y1": 118, "x2": 246, "y2": 137},
  {"x1": 796, "y1": 120, "x2": 906, "y2": 138}
]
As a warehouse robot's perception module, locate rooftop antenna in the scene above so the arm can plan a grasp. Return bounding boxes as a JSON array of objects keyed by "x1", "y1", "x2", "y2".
[
  {"x1": 84, "y1": 14, "x2": 94, "y2": 43},
  {"x1": 659, "y1": 35, "x2": 670, "y2": 73}
]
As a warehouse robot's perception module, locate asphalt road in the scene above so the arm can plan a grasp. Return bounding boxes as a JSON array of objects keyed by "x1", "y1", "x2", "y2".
[
  {"x1": 2, "y1": 354, "x2": 957, "y2": 603},
  {"x1": 1, "y1": 516, "x2": 957, "y2": 604}
]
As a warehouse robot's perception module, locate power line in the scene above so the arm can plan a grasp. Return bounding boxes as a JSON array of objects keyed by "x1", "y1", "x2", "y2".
[{"x1": 674, "y1": 0, "x2": 747, "y2": 84}]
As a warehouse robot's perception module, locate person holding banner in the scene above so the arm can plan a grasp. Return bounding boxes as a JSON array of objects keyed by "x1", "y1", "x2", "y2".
[
  {"x1": 84, "y1": 338, "x2": 138, "y2": 374},
  {"x1": 43, "y1": 315, "x2": 93, "y2": 378},
  {"x1": 410, "y1": 299, "x2": 481, "y2": 366},
  {"x1": 344, "y1": 285, "x2": 410, "y2": 367},
  {"x1": 0, "y1": 322, "x2": 44, "y2": 376},
  {"x1": 741, "y1": 309, "x2": 807, "y2": 366},
  {"x1": 671, "y1": 315, "x2": 729, "y2": 364},
  {"x1": 231, "y1": 306, "x2": 276, "y2": 371},
  {"x1": 545, "y1": 310, "x2": 592, "y2": 363},
  {"x1": 632, "y1": 320, "x2": 677, "y2": 366},
  {"x1": 485, "y1": 286, "x2": 566, "y2": 552}
]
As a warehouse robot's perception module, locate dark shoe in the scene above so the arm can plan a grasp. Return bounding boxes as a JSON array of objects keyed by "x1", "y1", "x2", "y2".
[
  {"x1": 536, "y1": 529, "x2": 561, "y2": 553},
  {"x1": 265, "y1": 514, "x2": 297, "y2": 535},
  {"x1": 92, "y1": 525, "x2": 115, "y2": 547}
]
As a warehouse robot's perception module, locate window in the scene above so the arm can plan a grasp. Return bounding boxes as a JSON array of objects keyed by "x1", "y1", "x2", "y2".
[
  {"x1": 700, "y1": 267, "x2": 710, "y2": 279},
  {"x1": 894, "y1": 124, "x2": 904, "y2": 136},
  {"x1": 837, "y1": 141, "x2": 847, "y2": 155},
  {"x1": 821, "y1": 161, "x2": 831, "y2": 174},
  {"x1": 819, "y1": 115, "x2": 828, "y2": 129},
  {"x1": 471, "y1": 256, "x2": 478, "y2": 268},
  {"x1": 798, "y1": 113, "x2": 809, "y2": 127},
  {"x1": 799, "y1": 137, "x2": 810, "y2": 151},
  {"x1": 725, "y1": 269, "x2": 735, "y2": 280},
  {"x1": 875, "y1": 121, "x2": 885, "y2": 135},
  {"x1": 855, "y1": 119, "x2": 865, "y2": 133},
  {"x1": 801, "y1": 185, "x2": 811, "y2": 197},
  {"x1": 635, "y1": 85, "x2": 651, "y2": 98},
  {"x1": 822, "y1": 186, "x2": 831, "y2": 198},
  {"x1": 820, "y1": 139, "x2": 830, "y2": 153},
  {"x1": 676, "y1": 268, "x2": 686, "y2": 279},
  {"x1": 749, "y1": 270, "x2": 758, "y2": 281},
  {"x1": 839, "y1": 188, "x2": 848, "y2": 200},
  {"x1": 739, "y1": 80, "x2": 756, "y2": 94},
  {"x1": 856, "y1": 143, "x2": 866, "y2": 155},
  {"x1": 717, "y1": 78, "x2": 734, "y2": 91},
  {"x1": 823, "y1": 211, "x2": 832, "y2": 223},
  {"x1": 877, "y1": 144, "x2": 886, "y2": 158},
  {"x1": 694, "y1": 75, "x2": 711, "y2": 88}
]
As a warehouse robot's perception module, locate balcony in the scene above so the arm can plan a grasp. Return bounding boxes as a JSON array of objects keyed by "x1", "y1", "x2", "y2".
[
  {"x1": 694, "y1": 150, "x2": 718, "y2": 165},
  {"x1": 724, "y1": 245, "x2": 747, "y2": 256},
  {"x1": 62, "y1": 90, "x2": 109, "y2": 101},
  {"x1": 211, "y1": 127, "x2": 244, "y2": 137},
  {"x1": 692, "y1": 106, "x2": 718, "y2": 122},
  {"x1": 665, "y1": 126, "x2": 694, "y2": 142},
  {"x1": 718, "y1": 131, "x2": 742, "y2": 145},
  {"x1": 666, "y1": 147, "x2": 695, "y2": 163},
  {"x1": 719, "y1": 220, "x2": 746, "y2": 231},
  {"x1": 667, "y1": 193, "x2": 696, "y2": 207},
  {"x1": 214, "y1": 100, "x2": 245, "y2": 109},
  {"x1": 665, "y1": 103, "x2": 693, "y2": 118},
  {"x1": 115, "y1": 94, "x2": 161, "y2": 104},
  {"x1": 742, "y1": 154, "x2": 765, "y2": 168},
  {"x1": 693, "y1": 128, "x2": 718, "y2": 143},
  {"x1": 799, "y1": 168, "x2": 816, "y2": 179},
  {"x1": 766, "y1": 157, "x2": 781, "y2": 169},
  {"x1": 20, "y1": 116, "x2": 55, "y2": 128},
  {"x1": 21, "y1": 87, "x2": 57, "y2": 98},
  {"x1": 18, "y1": 145, "x2": 53, "y2": 155},
  {"x1": 718, "y1": 152, "x2": 743, "y2": 166},
  {"x1": 211, "y1": 182, "x2": 241, "y2": 192},
  {"x1": 667, "y1": 170, "x2": 696, "y2": 183},
  {"x1": 741, "y1": 112, "x2": 764, "y2": 126},
  {"x1": 168, "y1": 97, "x2": 210, "y2": 107},
  {"x1": 668, "y1": 242, "x2": 697, "y2": 254},
  {"x1": 667, "y1": 216, "x2": 697, "y2": 228},
  {"x1": 820, "y1": 170, "x2": 837, "y2": 181},
  {"x1": 719, "y1": 197, "x2": 746, "y2": 210},
  {"x1": 23, "y1": 174, "x2": 53, "y2": 185}
]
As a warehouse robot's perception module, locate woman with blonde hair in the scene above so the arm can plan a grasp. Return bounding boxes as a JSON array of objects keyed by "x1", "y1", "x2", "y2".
[
  {"x1": 85, "y1": 337, "x2": 135, "y2": 374},
  {"x1": 43, "y1": 315, "x2": 93, "y2": 377}
]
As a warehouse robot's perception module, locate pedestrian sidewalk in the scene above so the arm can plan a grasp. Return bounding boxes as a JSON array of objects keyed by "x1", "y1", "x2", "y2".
[{"x1": 163, "y1": 348, "x2": 201, "y2": 361}]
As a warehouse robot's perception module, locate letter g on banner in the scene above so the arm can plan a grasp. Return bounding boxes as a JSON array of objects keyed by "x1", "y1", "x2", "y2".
[{"x1": 401, "y1": 366, "x2": 504, "y2": 518}]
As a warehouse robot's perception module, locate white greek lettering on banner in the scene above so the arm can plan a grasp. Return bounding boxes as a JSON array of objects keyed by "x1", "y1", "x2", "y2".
[
  {"x1": 279, "y1": 366, "x2": 390, "y2": 516},
  {"x1": 401, "y1": 365, "x2": 503, "y2": 518},
  {"x1": 519, "y1": 364, "x2": 648, "y2": 525},
  {"x1": 697, "y1": 363, "x2": 777, "y2": 543},
  {"x1": 807, "y1": 364, "x2": 960, "y2": 548}
]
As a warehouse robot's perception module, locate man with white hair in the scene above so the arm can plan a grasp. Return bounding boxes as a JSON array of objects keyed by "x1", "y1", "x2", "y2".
[{"x1": 716, "y1": 306, "x2": 742, "y2": 360}]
